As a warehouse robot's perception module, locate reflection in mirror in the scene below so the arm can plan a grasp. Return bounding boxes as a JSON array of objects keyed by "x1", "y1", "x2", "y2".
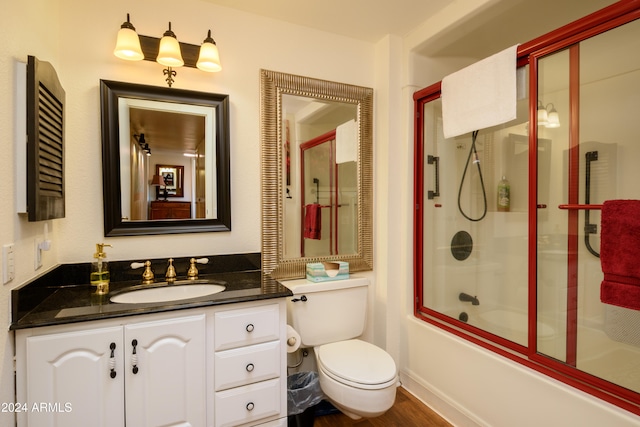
[
  {"x1": 121, "y1": 99, "x2": 215, "y2": 221},
  {"x1": 155, "y1": 165, "x2": 184, "y2": 199},
  {"x1": 260, "y1": 70, "x2": 373, "y2": 279},
  {"x1": 100, "y1": 80, "x2": 230, "y2": 236},
  {"x1": 284, "y1": 96, "x2": 358, "y2": 258}
]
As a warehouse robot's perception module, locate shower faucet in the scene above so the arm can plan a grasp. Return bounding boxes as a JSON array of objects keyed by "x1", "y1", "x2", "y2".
[{"x1": 459, "y1": 292, "x2": 480, "y2": 306}]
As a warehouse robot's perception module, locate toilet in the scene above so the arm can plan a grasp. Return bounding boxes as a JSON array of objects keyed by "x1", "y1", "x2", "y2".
[{"x1": 284, "y1": 276, "x2": 398, "y2": 419}]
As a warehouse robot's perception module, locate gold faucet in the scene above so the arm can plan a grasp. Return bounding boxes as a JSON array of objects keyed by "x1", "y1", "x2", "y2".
[
  {"x1": 187, "y1": 258, "x2": 198, "y2": 279},
  {"x1": 141, "y1": 261, "x2": 155, "y2": 284},
  {"x1": 187, "y1": 257, "x2": 209, "y2": 279},
  {"x1": 165, "y1": 258, "x2": 177, "y2": 283}
]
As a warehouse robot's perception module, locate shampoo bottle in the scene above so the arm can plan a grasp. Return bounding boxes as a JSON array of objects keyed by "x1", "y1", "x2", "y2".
[
  {"x1": 91, "y1": 243, "x2": 112, "y2": 295},
  {"x1": 497, "y1": 176, "x2": 510, "y2": 212}
]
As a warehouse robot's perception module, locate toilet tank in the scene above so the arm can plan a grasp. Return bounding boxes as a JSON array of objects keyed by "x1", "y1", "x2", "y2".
[{"x1": 283, "y1": 277, "x2": 369, "y2": 347}]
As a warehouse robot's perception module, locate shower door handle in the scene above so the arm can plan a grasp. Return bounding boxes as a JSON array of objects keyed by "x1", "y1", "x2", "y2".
[{"x1": 427, "y1": 155, "x2": 440, "y2": 200}]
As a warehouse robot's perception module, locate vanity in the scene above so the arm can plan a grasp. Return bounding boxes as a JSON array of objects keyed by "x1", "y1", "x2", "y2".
[{"x1": 10, "y1": 253, "x2": 292, "y2": 427}]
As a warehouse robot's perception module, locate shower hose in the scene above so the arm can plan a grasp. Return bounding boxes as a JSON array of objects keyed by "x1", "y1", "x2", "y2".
[{"x1": 458, "y1": 130, "x2": 487, "y2": 222}]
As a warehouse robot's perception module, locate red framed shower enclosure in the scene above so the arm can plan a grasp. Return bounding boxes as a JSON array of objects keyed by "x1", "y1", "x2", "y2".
[{"x1": 413, "y1": 0, "x2": 640, "y2": 416}]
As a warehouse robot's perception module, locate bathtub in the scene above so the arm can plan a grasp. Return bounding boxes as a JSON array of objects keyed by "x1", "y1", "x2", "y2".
[
  {"x1": 479, "y1": 309, "x2": 555, "y2": 338},
  {"x1": 467, "y1": 308, "x2": 640, "y2": 393},
  {"x1": 577, "y1": 325, "x2": 640, "y2": 394},
  {"x1": 454, "y1": 308, "x2": 556, "y2": 347}
]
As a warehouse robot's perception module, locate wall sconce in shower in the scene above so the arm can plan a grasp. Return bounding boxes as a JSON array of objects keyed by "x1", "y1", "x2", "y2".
[
  {"x1": 113, "y1": 14, "x2": 222, "y2": 87},
  {"x1": 537, "y1": 101, "x2": 560, "y2": 128}
]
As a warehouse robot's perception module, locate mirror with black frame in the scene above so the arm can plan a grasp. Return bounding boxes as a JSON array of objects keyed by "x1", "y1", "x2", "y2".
[
  {"x1": 100, "y1": 80, "x2": 231, "y2": 236},
  {"x1": 260, "y1": 70, "x2": 373, "y2": 279}
]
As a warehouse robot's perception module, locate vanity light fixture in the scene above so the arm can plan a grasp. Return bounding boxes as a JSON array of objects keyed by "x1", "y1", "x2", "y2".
[
  {"x1": 546, "y1": 104, "x2": 560, "y2": 128},
  {"x1": 537, "y1": 101, "x2": 561, "y2": 128},
  {"x1": 134, "y1": 133, "x2": 151, "y2": 156},
  {"x1": 113, "y1": 13, "x2": 222, "y2": 87},
  {"x1": 113, "y1": 14, "x2": 144, "y2": 61},
  {"x1": 196, "y1": 30, "x2": 222, "y2": 72}
]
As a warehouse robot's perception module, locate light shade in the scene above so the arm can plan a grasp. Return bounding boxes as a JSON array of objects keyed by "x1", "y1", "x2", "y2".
[
  {"x1": 114, "y1": 14, "x2": 144, "y2": 61},
  {"x1": 156, "y1": 22, "x2": 184, "y2": 67},
  {"x1": 150, "y1": 174, "x2": 165, "y2": 186},
  {"x1": 537, "y1": 101, "x2": 549, "y2": 126},
  {"x1": 196, "y1": 30, "x2": 222, "y2": 72},
  {"x1": 546, "y1": 105, "x2": 560, "y2": 128}
]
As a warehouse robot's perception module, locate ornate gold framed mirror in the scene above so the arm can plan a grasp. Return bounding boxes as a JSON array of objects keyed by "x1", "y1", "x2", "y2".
[{"x1": 260, "y1": 69, "x2": 373, "y2": 279}]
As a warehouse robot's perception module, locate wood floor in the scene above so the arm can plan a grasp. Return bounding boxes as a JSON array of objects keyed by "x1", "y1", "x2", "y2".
[{"x1": 313, "y1": 387, "x2": 453, "y2": 427}]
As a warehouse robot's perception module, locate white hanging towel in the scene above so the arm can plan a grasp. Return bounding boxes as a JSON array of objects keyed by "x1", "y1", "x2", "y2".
[
  {"x1": 441, "y1": 45, "x2": 519, "y2": 139},
  {"x1": 336, "y1": 119, "x2": 357, "y2": 164}
]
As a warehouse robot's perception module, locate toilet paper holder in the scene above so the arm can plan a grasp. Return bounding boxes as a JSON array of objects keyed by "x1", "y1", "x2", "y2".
[{"x1": 286, "y1": 324, "x2": 302, "y2": 353}]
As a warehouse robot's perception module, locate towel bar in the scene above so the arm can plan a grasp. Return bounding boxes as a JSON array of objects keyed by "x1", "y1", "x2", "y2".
[{"x1": 558, "y1": 204, "x2": 603, "y2": 210}]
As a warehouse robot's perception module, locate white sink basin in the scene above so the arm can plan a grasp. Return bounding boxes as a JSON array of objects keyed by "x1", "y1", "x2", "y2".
[{"x1": 110, "y1": 283, "x2": 226, "y2": 304}]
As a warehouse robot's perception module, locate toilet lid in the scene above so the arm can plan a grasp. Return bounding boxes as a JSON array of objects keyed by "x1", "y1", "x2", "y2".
[{"x1": 316, "y1": 339, "x2": 397, "y2": 386}]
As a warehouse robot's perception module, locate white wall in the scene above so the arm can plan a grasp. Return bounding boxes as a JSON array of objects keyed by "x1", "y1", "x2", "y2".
[{"x1": 0, "y1": 0, "x2": 375, "y2": 424}]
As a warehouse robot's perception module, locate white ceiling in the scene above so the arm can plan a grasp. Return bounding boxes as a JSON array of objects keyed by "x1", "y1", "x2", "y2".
[
  {"x1": 202, "y1": 0, "x2": 617, "y2": 59},
  {"x1": 201, "y1": 0, "x2": 453, "y2": 43}
]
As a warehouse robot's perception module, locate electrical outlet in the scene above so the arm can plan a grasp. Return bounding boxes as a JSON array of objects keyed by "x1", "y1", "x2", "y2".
[
  {"x1": 3, "y1": 244, "x2": 15, "y2": 284},
  {"x1": 34, "y1": 239, "x2": 43, "y2": 270}
]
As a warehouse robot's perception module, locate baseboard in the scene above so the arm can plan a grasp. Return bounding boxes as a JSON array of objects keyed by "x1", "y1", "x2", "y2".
[{"x1": 399, "y1": 369, "x2": 484, "y2": 427}]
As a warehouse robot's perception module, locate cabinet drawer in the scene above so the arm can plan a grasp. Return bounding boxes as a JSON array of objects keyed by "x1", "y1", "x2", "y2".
[
  {"x1": 214, "y1": 378, "x2": 281, "y2": 427},
  {"x1": 214, "y1": 304, "x2": 280, "y2": 351},
  {"x1": 215, "y1": 341, "x2": 281, "y2": 391}
]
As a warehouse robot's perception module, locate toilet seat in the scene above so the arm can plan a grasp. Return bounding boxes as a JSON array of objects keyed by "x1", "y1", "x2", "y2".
[{"x1": 316, "y1": 339, "x2": 397, "y2": 390}]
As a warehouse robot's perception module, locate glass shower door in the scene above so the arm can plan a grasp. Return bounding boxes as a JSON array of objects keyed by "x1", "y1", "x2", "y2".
[
  {"x1": 536, "y1": 18, "x2": 640, "y2": 394},
  {"x1": 419, "y1": 82, "x2": 531, "y2": 347}
]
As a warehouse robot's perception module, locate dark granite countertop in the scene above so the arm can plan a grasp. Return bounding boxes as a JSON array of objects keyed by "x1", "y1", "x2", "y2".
[{"x1": 10, "y1": 253, "x2": 292, "y2": 330}]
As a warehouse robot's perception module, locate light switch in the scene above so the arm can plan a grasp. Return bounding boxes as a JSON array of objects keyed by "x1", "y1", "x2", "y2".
[{"x1": 3, "y1": 244, "x2": 15, "y2": 284}]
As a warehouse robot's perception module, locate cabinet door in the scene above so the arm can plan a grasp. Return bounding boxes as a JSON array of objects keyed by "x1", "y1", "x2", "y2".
[
  {"x1": 24, "y1": 326, "x2": 124, "y2": 427},
  {"x1": 124, "y1": 314, "x2": 206, "y2": 427}
]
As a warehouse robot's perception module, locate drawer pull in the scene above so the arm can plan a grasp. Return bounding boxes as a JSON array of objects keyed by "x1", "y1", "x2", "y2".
[
  {"x1": 245, "y1": 363, "x2": 255, "y2": 372},
  {"x1": 246, "y1": 402, "x2": 255, "y2": 411},
  {"x1": 109, "y1": 342, "x2": 117, "y2": 379},
  {"x1": 246, "y1": 323, "x2": 255, "y2": 332},
  {"x1": 131, "y1": 339, "x2": 139, "y2": 374}
]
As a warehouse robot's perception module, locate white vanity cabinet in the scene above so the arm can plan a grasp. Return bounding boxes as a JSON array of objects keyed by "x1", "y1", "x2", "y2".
[
  {"x1": 15, "y1": 299, "x2": 287, "y2": 427},
  {"x1": 213, "y1": 304, "x2": 286, "y2": 427},
  {"x1": 16, "y1": 313, "x2": 206, "y2": 427},
  {"x1": 124, "y1": 315, "x2": 206, "y2": 426},
  {"x1": 17, "y1": 325, "x2": 125, "y2": 427}
]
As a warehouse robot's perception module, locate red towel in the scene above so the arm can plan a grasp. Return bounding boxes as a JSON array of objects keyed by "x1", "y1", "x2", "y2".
[
  {"x1": 600, "y1": 199, "x2": 640, "y2": 310},
  {"x1": 304, "y1": 204, "x2": 322, "y2": 240}
]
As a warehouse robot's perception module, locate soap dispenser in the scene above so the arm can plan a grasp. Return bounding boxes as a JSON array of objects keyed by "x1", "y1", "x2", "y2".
[
  {"x1": 497, "y1": 176, "x2": 510, "y2": 212},
  {"x1": 91, "y1": 243, "x2": 112, "y2": 295}
]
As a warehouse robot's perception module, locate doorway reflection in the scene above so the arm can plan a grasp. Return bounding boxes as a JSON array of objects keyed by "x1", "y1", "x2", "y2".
[{"x1": 300, "y1": 130, "x2": 357, "y2": 257}]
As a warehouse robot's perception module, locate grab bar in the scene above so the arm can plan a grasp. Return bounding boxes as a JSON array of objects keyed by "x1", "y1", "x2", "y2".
[
  {"x1": 427, "y1": 155, "x2": 440, "y2": 199},
  {"x1": 558, "y1": 204, "x2": 602, "y2": 210},
  {"x1": 584, "y1": 151, "x2": 600, "y2": 257}
]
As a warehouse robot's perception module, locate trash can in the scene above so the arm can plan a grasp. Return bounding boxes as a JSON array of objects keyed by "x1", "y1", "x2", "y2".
[{"x1": 287, "y1": 372, "x2": 323, "y2": 427}]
